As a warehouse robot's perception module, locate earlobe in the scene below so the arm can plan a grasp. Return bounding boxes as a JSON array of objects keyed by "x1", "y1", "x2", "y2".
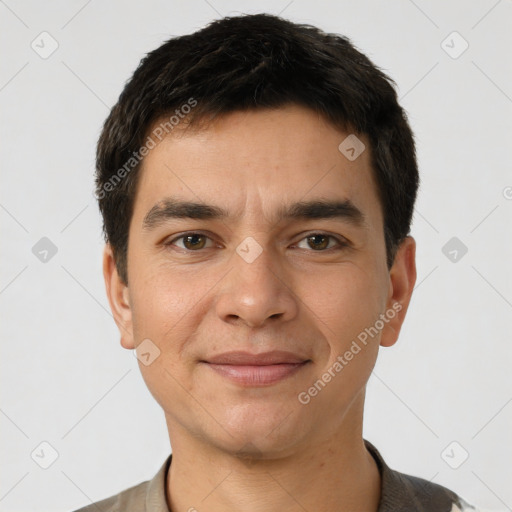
[
  {"x1": 102, "y1": 244, "x2": 135, "y2": 349},
  {"x1": 380, "y1": 236, "x2": 417, "y2": 348}
]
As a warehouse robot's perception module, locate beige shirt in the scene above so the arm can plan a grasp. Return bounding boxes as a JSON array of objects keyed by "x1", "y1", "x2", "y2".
[{"x1": 72, "y1": 439, "x2": 478, "y2": 512}]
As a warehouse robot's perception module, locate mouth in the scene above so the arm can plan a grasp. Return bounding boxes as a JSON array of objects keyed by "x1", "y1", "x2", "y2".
[{"x1": 200, "y1": 350, "x2": 311, "y2": 387}]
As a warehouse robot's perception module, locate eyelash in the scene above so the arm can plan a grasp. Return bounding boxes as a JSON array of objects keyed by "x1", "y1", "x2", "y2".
[{"x1": 164, "y1": 231, "x2": 348, "y2": 252}]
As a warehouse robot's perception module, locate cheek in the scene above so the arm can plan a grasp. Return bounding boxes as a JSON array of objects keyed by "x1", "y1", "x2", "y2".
[
  {"x1": 128, "y1": 263, "x2": 193, "y2": 342},
  {"x1": 297, "y1": 264, "x2": 384, "y2": 417},
  {"x1": 128, "y1": 258, "x2": 222, "y2": 361},
  {"x1": 299, "y1": 260, "x2": 386, "y2": 343},
  {"x1": 129, "y1": 268, "x2": 204, "y2": 411}
]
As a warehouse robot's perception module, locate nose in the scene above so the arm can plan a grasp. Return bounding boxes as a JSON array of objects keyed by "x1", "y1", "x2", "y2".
[{"x1": 214, "y1": 243, "x2": 299, "y2": 328}]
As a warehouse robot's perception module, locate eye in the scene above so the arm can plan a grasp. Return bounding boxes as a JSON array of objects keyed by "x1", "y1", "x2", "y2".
[
  {"x1": 164, "y1": 232, "x2": 347, "y2": 252},
  {"x1": 166, "y1": 232, "x2": 215, "y2": 251},
  {"x1": 295, "y1": 233, "x2": 346, "y2": 251}
]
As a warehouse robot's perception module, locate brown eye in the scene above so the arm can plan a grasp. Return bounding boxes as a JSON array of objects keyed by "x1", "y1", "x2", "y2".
[
  {"x1": 307, "y1": 234, "x2": 330, "y2": 250},
  {"x1": 182, "y1": 234, "x2": 206, "y2": 250},
  {"x1": 295, "y1": 233, "x2": 346, "y2": 251},
  {"x1": 167, "y1": 233, "x2": 213, "y2": 251}
]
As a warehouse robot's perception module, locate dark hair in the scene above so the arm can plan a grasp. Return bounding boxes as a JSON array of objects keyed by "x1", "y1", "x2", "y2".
[{"x1": 96, "y1": 13, "x2": 419, "y2": 284}]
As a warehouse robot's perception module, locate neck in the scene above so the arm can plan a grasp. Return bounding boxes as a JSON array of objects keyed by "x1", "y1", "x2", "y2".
[{"x1": 165, "y1": 397, "x2": 381, "y2": 512}]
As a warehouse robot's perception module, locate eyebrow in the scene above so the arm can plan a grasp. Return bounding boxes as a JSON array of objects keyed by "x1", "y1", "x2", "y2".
[{"x1": 142, "y1": 196, "x2": 369, "y2": 231}]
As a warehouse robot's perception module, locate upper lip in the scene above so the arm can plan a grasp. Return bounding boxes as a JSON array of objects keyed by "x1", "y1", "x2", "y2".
[{"x1": 202, "y1": 350, "x2": 309, "y2": 365}]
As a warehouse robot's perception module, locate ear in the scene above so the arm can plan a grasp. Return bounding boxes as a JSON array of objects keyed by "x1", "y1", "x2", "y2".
[
  {"x1": 103, "y1": 244, "x2": 134, "y2": 349},
  {"x1": 380, "y1": 236, "x2": 417, "y2": 348}
]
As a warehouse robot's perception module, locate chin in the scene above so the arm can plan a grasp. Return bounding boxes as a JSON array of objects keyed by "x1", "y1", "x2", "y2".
[{"x1": 210, "y1": 403, "x2": 308, "y2": 457}]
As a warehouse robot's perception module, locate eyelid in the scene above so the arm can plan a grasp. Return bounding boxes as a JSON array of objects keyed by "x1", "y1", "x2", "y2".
[
  {"x1": 292, "y1": 231, "x2": 349, "y2": 250},
  {"x1": 164, "y1": 231, "x2": 217, "y2": 249}
]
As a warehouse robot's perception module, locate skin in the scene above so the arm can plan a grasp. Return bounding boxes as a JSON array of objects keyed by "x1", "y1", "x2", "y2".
[{"x1": 103, "y1": 104, "x2": 417, "y2": 512}]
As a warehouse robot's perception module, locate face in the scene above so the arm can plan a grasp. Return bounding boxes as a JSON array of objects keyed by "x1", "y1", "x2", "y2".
[{"x1": 104, "y1": 104, "x2": 416, "y2": 459}]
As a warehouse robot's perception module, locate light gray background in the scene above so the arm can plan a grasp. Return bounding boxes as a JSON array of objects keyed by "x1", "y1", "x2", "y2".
[{"x1": 1, "y1": 1, "x2": 511, "y2": 511}]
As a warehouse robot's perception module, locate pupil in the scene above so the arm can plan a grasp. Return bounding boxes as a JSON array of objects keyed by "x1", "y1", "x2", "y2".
[
  {"x1": 309, "y1": 235, "x2": 327, "y2": 250},
  {"x1": 186, "y1": 235, "x2": 203, "y2": 249}
]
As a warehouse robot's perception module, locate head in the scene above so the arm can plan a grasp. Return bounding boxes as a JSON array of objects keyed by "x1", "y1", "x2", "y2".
[{"x1": 99, "y1": 14, "x2": 417, "y2": 459}]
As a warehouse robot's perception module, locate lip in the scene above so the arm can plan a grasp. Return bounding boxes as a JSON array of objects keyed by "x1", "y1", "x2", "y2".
[
  {"x1": 203, "y1": 350, "x2": 309, "y2": 365},
  {"x1": 200, "y1": 351, "x2": 311, "y2": 386}
]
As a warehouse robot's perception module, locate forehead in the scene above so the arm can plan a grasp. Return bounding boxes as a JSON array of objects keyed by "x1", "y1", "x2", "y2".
[{"x1": 132, "y1": 105, "x2": 382, "y2": 230}]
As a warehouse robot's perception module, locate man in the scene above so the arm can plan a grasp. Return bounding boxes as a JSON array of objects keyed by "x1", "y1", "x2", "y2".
[{"x1": 76, "y1": 13, "x2": 480, "y2": 512}]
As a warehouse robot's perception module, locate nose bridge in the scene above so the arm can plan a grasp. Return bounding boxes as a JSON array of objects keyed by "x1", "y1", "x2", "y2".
[
  {"x1": 236, "y1": 238, "x2": 280, "y2": 288},
  {"x1": 215, "y1": 237, "x2": 297, "y2": 326}
]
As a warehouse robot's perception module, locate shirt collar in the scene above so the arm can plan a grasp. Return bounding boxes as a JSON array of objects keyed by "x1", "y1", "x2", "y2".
[
  {"x1": 145, "y1": 453, "x2": 171, "y2": 512},
  {"x1": 143, "y1": 439, "x2": 452, "y2": 512}
]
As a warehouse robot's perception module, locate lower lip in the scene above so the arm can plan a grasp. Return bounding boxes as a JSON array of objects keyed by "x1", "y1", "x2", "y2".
[{"x1": 203, "y1": 362, "x2": 309, "y2": 386}]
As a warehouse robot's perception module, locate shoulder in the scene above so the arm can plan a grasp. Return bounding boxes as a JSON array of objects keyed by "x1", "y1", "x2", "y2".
[
  {"x1": 71, "y1": 479, "x2": 148, "y2": 512},
  {"x1": 393, "y1": 470, "x2": 480, "y2": 512},
  {"x1": 70, "y1": 455, "x2": 172, "y2": 512},
  {"x1": 364, "y1": 439, "x2": 480, "y2": 512}
]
